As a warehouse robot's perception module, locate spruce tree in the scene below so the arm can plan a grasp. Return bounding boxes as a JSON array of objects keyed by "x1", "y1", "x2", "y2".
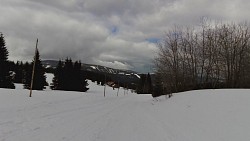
[
  {"x1": 136, "y1": 74, "x2": 146, "y2": 94},
  {"x1": 51, "y1": 59, "x2": 89, "y2": 92},
  {"x1": 0, "y1": 33, "x2": 15, "y2": 89},
  {"x1": 147, "y1": 73, "x2": 153, "y2": 93},
  {"x1": 23, "y1": 62, "x2": 32, "y2": 87},
  {"x1": 23, "y1": 49, "x2": 47, "y2": 90},
  {"x1": 152, "y1": 73, "x2": 164, "y2": 97},
  {"x1": 73, "y1": 61, "x2": 89, "y2": 92},
  {"x1": 51, "y1": 60, "x2": 63, "y2": 90},
  {"x1": 63, "y1": 58, "x2": 74, "y2": 90},
  {"x1": 136, "y1": 73, "x2": 153, "y2": 94},
  {"x1": 14, "y1": 61, "x2": 24, "y2": 83}
]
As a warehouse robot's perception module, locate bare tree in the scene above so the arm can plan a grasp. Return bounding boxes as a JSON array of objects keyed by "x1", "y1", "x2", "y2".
[{"x1": 154, "y1": 21, "x2": 250, "y2": 97}]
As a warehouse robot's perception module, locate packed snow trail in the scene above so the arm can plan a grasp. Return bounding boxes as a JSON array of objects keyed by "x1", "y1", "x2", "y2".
[
  {"x1": 0, "y1": 82, "x2": 160, "y2": 141},
  {"x1": 0, "y1": 83, "x2": 167, "y2": 141},
  {"x1": 1, "y1": 79, "x2": 250, "y2": 141}
]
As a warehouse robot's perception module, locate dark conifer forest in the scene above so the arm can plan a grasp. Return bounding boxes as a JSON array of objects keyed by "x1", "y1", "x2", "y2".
[{"x1": 0, "y1": 33, "x2": 15, "y2": 89}]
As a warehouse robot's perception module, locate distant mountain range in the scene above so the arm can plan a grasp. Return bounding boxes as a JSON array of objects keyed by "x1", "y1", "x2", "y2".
[
  {"x1": 42, "y1": 60, "x2": 141, "y2": 89},
  {"x1": 42, "y1": 60, "x2": 139, "y2": 76}
]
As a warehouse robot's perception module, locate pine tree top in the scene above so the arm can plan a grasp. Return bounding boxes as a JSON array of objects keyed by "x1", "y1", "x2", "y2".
[{"x1": 0, "y1": 33, "x2": 8, "y2": 62}]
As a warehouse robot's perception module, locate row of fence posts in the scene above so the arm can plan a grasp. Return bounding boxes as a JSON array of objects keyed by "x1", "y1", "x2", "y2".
[
  {"x1": 29, "y1": 39, "x2": 130, "y2": 98},
  {"x1": 103, "y1": 74, "x2": 129, "y2": 97}
]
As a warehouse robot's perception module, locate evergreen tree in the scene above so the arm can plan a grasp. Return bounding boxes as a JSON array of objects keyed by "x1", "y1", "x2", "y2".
[
  {"x1": 23, "y1": 62, "x2": 32, "y2": 87},
  {"x1": 147, "y1": 73, "x2": 153, "y2": 93},
  {"x1": 152, "y1": 73, "x2": 164, "y2": 97},
  {"x1": 51, "y1": 59, "x2": 89, "y2": 92},
  {"x1": 0, "y1": 33, "x2": 15, "y2": 89},
  {"x1": 136, "y1": 74, "x2": 146, "y2": 94},
  {"x1": 23, "y1": 49, "x2": 47, "y2": 90},
  {"x1": 136, "y1": 73, "x2": 152, "y2": 94},
  {"x1": 73, "y1": 61, "x2": 89, "y2": 92},
  {"x1": 63, "y1": 58, "x2": 74, "y2": 90},
  {"x1": 72, "y1": 61, "x2": 81, "y2": 91},
  {"x1": 51, "y1": 60, "x2": 63, "y2": 90},
  {"x1": 14, "y1": 61, "x2": 24, "y2": 83}
]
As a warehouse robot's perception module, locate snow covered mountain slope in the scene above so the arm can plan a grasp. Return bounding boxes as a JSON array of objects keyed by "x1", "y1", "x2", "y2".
[
  {"x1": 1, "y1": 81, "x2": 250, "y2": 141},
  {"x1": 42, "y1": 60, "x2": 140, "y2": 90}
]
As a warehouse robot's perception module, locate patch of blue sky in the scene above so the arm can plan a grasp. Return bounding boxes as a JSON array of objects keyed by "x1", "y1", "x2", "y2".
[
  {"x1": 146, "y1": 38, "x2": 160, "y2": 43},
  {"x1": 110, "y1": 26, "x2": 118, "y2": 34}
]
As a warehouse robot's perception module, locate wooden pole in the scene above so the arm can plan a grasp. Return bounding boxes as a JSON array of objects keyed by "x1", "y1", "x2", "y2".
[
  {"x1": 29, "y1": 38, "x2": 38, "y2": 97},
  {"x1": 104, "y1": 74, "x2": 106, "y2": 97},
  {"x1": 124, "y1": 84, "x2": 126, "y2": 96},
  {"x1": 127, "y1": 84, "x2": 129, "y2": 95},
  {"x1": 117, "y1": 81, "x2": 119, "y2": 97}
]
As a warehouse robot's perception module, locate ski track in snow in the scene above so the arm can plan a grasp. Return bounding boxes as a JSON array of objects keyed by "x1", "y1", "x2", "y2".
[
  {"x1": 1, "y1": 76, "x2": 250, "y2": 141},
  {"x1": 0, "y1": 80, "x2": 158, "y2": 141}
]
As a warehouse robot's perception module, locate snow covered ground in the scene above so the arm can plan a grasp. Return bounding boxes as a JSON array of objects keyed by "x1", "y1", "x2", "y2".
[{"x1": 1, "y1": 74, "x2": 250, "y2": 141}]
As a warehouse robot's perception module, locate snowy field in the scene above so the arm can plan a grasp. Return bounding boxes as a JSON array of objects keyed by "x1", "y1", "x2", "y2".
[{"x1": 1, "y1": 74, "x2": 250, "y2": 141}]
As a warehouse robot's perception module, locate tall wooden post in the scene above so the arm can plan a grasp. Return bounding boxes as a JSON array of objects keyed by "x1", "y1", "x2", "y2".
[{"x1": 29, "y1": 39, "x2": 38, "y2": 97}]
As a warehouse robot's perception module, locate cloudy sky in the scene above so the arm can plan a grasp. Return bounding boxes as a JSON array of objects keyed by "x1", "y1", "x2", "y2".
[{"x1": 1, "y1": 0, "x2": 250, "y2": 72}]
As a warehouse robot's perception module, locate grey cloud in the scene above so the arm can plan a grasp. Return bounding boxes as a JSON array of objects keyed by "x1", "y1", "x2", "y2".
[{"x1": 2, "y1": 0, "x2": 250, "y2": 72}]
